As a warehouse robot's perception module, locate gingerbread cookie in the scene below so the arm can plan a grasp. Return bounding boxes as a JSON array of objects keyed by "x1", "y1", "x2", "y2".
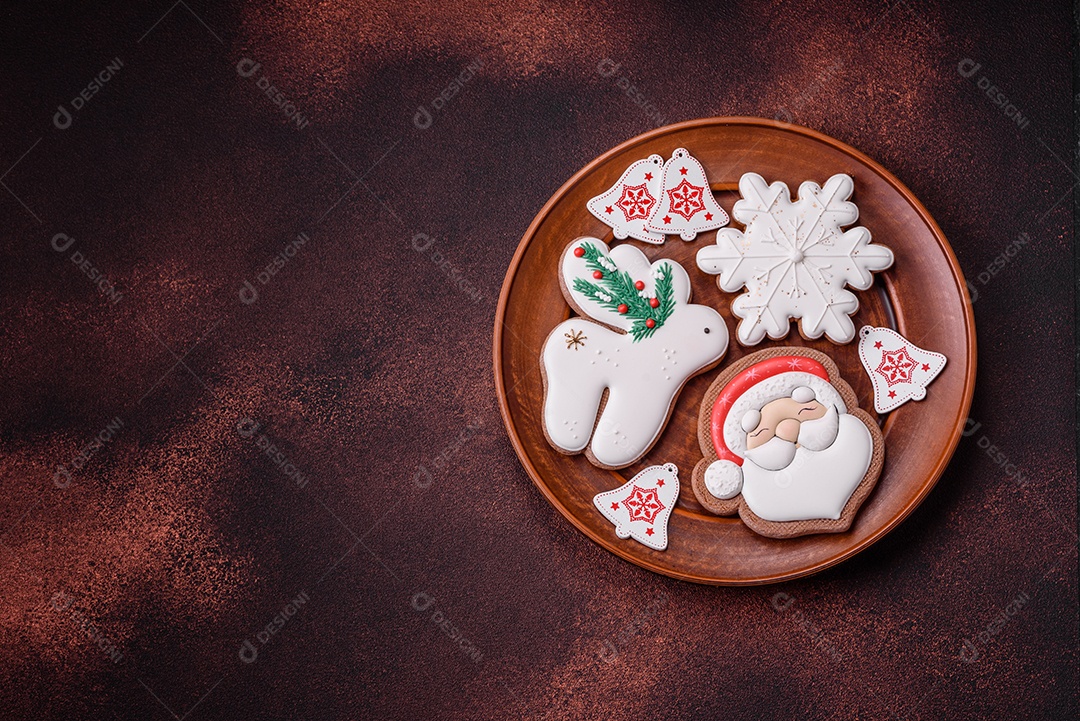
[
  {"x1": 644, "y1": 148, "x2": 728, "y2": 241},
  {"x1": 587, "y1": 154, "x2": 666, "y2": 244},
  {"x1": 691, "y1": 348, "x2": 885, "y2": 538},
  {"x1": 593, "y1": 463, "x2": 679, "y2": 551},
  {"x1": 696, "y1": 172, "x2": 894, "y2": 345},
  {"x1": 540, "y1": 238, "x2": 729, "y2": 469},
  {"x1": 857, "y1": 325, "x2": 947, "y2": 413}
]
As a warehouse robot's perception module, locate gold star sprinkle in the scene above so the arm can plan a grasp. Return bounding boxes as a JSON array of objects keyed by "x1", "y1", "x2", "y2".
[{"x1": 564, "y1": 329, "x2": 587, "y2": 350}]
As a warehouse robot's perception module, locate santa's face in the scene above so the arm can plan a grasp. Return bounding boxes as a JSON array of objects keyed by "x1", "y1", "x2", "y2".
[{"x1": 743, "y1": 396, "x2": 840, "y2": 471}]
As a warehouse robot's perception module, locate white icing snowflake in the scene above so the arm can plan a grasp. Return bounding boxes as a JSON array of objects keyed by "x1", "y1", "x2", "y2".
[{"x1": 696, "y1": 173, "x2": 894, "y2": 345}]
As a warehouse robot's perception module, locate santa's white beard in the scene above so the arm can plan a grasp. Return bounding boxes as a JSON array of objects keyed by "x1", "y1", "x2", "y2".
[
  {"x1": 740, "y1": 413, "x2": 873, "y2": 523},
  {"x1": 798, "y1": 404, "x2": 840, "y2": 451},
  {"x1": 742, "y1": 405, "x2": 841, "y2": 471}
]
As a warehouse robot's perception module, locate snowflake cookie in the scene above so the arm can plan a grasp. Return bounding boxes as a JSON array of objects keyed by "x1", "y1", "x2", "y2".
[{"x1": 696, "y1": 172, "x2": 894, "y2": 345}]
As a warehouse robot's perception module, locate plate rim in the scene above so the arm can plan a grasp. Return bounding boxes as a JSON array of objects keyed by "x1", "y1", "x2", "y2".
[{"x1": 493, "y1": 116, "x2": 977, "y2": 585}]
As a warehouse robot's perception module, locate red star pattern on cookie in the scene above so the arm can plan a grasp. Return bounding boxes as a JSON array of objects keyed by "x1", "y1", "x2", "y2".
[
  {"x1": 621, "y1": 485, "x2": 665, "y2": 524},
  {"x1": 666, "y1": 179, "x2": 705, "y2": 220},
  {"x1": 679, "y1": 166, "x2": 688, "y2": 175},
  {"x1": 644, "y1": 172, "x2": 653, "y2": 181},
  {"x1": 858, "y1": 326, "x2": 947, "y2": 414},
  {"x1": 645, "y1": 528, "x2": 654, "y2": 536},
  {"x1": 875, "y1": 346, "x2": 918, "y2": 387},
  {"x1": 604, "y1": 205, "x2": 613, "y2": 214},
  {"x1": 615, "y1": 182, "x2": 656, "y2": 221},
  {"x1": 656, "y1": 479, "x2": 665, "y2": 487}
]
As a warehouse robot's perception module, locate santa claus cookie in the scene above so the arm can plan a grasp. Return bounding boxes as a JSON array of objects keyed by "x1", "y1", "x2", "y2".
[
  {"x1": 541, "y1": 238, "x2": 729, "y2": 469},
  {"x1": 691, "y1": 348, "x2": 885, "y2": 538},
  {"x1": 696, "y1": 172, "x2": 894, "y2": 345}
]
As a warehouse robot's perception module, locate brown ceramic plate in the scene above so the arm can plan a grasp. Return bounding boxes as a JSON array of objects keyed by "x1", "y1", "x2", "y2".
[{"x1": 494, "y1": 117, "x2": 976, "y2": 585}]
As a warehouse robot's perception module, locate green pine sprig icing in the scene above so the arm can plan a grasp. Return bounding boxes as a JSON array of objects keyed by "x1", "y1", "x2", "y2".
[{"x1": 571, "y1": 242, "x2": 675, "y2": 342}]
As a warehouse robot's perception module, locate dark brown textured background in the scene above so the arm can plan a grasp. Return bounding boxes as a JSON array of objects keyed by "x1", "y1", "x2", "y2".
[{"x1": 0, "y1": 1, "x2": 1075, "y2": 718}]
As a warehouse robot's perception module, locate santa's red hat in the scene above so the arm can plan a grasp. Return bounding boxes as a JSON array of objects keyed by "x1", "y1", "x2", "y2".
[{"x1": 704, "y1": 355, "x2": 845, "y2": 499}]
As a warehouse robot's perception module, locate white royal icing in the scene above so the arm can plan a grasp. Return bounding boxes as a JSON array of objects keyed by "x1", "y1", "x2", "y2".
[
  {"x1": 740, "y1": 413, "x2": 872, "y2": 522},
  {"x1": 587, "y1": 154, "x2": 666, "y2": 244},
  {"x1": 696, "y1": 172, "x2": 894, "y2": 345},
  {"x1": 643, "y1": 148, "x2": 729, "y2": 241},
  {"x1": 543, "y1": 239, "x2": 728, "y2": 468},
  {"x1": 857, "y1": 325, "x2": 947, "y2": 414},
  {"x1": 593, "y1": 463, "x2": 680, "y2": 550},
  {"x1": 704, "y1": 460, "x2": 743, "y2": 499}
]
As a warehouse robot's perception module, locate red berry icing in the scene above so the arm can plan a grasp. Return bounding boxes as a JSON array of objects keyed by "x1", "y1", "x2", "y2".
[
  {"x1": 593, "y1": 270, "x2": 603, "y2": 279},
  {"x1": 617, "y1": 304, "x2": 628, "y2": 314},
  {"x1": 634, "y1": 280, "x2": 645, "y2": 290},
  {"x1": 573, "y1": 247, "x2": 585, "y2": 257},
  {"x1": 645, "y1": 318, "x2": 655, "y2": 328},
  {"x1": 649, "y1": 297, "x2": 659, "y2": 308}
]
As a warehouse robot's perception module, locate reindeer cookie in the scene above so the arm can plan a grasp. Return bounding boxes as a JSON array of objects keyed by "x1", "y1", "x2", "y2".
[{"x1": 540, "y1": 238, "x2": 729, "y2": 469}]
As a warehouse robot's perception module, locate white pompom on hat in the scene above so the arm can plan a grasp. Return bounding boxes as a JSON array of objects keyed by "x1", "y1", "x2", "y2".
[{"x1": 703, "y1": 355, "x2": 846, "y2": 500}]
